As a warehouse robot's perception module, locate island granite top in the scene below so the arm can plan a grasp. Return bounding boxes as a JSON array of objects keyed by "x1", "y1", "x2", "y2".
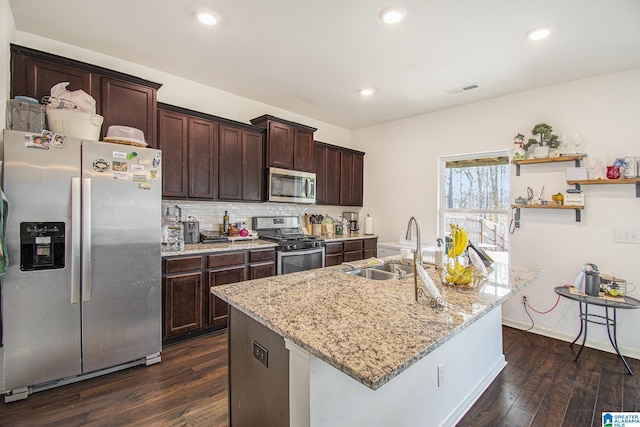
[{"x1": 212, "y1": 260, "x2": 543, "y2": 390}]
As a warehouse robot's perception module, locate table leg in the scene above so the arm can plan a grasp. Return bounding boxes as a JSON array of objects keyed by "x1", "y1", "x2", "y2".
[
  {"x1": 605, "y1": 307, "x2": 634, "y2": 376},
  {"x1": 570, "y1": 301, "x2": 585, "y2": 347},
  {"x1": 573, "y1": 302, "x2": 588, "y2": 363}
]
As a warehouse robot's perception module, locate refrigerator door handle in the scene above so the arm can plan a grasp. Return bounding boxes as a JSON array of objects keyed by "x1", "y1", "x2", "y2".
[
  {"x1": 71, "y1": 177, "x2": 81, "y2": 304},
  {"x1": 81, "y1": 177, "x2": 92, "y2": 302}
]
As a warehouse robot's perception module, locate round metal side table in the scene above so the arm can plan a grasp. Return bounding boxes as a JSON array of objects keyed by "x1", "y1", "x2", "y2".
[{"x1": 554, "y1": 285, "x2": 640, "y2": 375}]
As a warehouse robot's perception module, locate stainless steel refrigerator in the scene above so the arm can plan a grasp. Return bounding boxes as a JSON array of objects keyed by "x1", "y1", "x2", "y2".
[{"x1": 1, "y1": 129, "x2": 162, "y2": 401}]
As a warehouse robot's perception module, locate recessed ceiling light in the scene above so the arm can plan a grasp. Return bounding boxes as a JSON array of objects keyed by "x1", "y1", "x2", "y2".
[
  {"x1": 359, "y1": 88, "x2": 375, "y2": 96},
  {"x1": 525, "y1": 26, "x2": 550, "y2": 41},
  {"x1": 197, "y1": 11, "x2": 219, "y2": 26},
  {"x1": 379, "y1": 6, "x2": 406, "y2": 24}
]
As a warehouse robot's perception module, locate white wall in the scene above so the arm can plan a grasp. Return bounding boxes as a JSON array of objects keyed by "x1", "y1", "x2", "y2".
[
  {"x1": 12, "y1": 31, "x2": 352, "y2": 148},
  {"x1": 353, "y1": 68, "x2": 640, "y2": 358}
]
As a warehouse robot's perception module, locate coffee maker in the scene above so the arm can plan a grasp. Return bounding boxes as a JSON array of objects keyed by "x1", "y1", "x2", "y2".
[
  {"x1": 182, "y1": 216, "x2": 200, "y2": 244},
  {"x1": 343, "y1": 212, "x2": 359, "y2": 234}
]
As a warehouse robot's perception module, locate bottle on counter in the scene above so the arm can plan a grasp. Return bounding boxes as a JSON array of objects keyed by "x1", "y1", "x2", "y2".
[
  {"x1": 162, "y1": 207, "x2": 184, "y2": 252},
  {"x1": 435, "y1": 238, "x2": 444, "y2": 269},
  {"x1": 223, "y1": 210, "x2": 230, "y2": 235},
  {"x1": 322, "y1": 215, "x2": 334, "y2": 237},
  {"x1": 334, "y1": 216, "x2": 343, "y2": 236}
]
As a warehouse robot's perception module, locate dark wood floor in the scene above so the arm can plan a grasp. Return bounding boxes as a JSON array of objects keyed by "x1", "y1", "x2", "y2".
[
  {"x1": 0, "y1": 332, "x2": 230, "y2": 426},
  {"x1": 458, "y1": 326, "x2": 640, "y2": 427},
  {"x1": 1, "y1": 326, "x2": 638, "y2": 426}
]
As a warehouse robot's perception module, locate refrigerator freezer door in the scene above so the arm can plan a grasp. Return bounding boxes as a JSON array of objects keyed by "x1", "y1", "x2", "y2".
[
  {"x1": 2, "y1": 130, "x2": 83, "y2": 389},
  {"x1": 80, "y1": 140, "x2": 162, "y2": 373}
]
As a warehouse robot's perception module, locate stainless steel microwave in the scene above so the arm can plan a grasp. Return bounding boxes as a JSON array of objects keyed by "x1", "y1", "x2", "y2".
[{"x1": 268, "y1": 167, "x2": 316, "y2": 204}]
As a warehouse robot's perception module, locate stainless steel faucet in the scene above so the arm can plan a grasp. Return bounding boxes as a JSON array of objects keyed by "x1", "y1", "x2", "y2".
[{"x1": 405, "y1": 216, "x2": 421, "y2": 302}]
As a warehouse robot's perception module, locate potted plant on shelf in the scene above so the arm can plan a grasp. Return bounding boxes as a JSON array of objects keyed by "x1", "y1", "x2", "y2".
[{"x1": 522, "y1": 123, "x2": 560, "y2": 158}]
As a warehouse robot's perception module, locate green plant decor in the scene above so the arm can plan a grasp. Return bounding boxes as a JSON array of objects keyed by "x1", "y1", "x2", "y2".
[{"x1": 522, "y1": 123, "x2": 560, "y2": 151}]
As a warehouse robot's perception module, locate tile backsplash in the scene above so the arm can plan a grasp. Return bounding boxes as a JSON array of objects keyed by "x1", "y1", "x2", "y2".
[{"x1": 162, "y1": 200, "x2": 361, "y2": 232}]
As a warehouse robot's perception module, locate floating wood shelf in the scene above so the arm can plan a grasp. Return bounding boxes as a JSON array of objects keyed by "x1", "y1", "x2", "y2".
[
  {"x1": 512, "y1": 154, "x2": 638, "y2": 229},
  {"x1": 511, "y1": 203, "x2": 584, "y2": 227},
  {"x1": 511, "y1": 154, "x2": 585, "y2": 176},
  {"x1": 567, "y1": 178, "x2": 640, "y2": 197},
  {"x1": 510, "y1": 203, "x2": 584, "y2": 210}
]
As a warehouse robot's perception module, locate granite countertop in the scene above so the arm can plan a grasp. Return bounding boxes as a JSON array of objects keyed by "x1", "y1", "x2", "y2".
[
  {"x1": 162, "y1": 234, "x2": 376, "y2": 257},
  {"x1": 212, "y1": 260, "x2": 543, "y2": 390},
  {"x1": 323, "y1": 233, "x2": 378, "y2": 242},
  {"x1": 162, "y1": 239, "x2": 277, "y2": 257}
]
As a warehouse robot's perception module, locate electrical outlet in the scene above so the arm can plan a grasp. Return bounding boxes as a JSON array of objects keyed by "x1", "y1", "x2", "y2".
[
  {"x1": 437, "y1": 363, "x2": 445, "y2": 387},
  {"x1": 614, "y1": 229, "x2": 640, "y2": 244},
  {"x1": 253, "y1": 341, "x2": 268, "y2": 367},
  {"x1": 521, "y1": 294, "x2": 528, "y2": 304}
]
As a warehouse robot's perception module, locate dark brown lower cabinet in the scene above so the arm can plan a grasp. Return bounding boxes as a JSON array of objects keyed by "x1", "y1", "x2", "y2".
[
  {"x1": 162, "y1": 248, "x2": 276, "y2": 344},
  {"x1": 163, "y1": 256, "x2": 203, "y2": 338},
  {"x1": 364, "y1": 237, "x2": 378, "y2": 259},
  {"x1": 344, "y1": 239, "x2": 364, "y2": 262},
  {"x1": 229, "y1": 306, "x2": 289, "y2": 427},
  {"x1": 207, "y1": 252, "x2": 247, "y2": 329},
  {"x1": 324, "y1": 237, "x2": 378, "y2": 266},
  {"x1": 325, "y1": 241, "x2": 344, "y2": 267}
]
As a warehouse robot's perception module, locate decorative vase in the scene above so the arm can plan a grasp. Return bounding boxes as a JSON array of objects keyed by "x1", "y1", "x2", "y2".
[
  {"x1": 533, "y1": 146, "x2": 550, "y2": 158},
  {"x1": 606, "y1": 165, "x2": 621, "y2": 179}
]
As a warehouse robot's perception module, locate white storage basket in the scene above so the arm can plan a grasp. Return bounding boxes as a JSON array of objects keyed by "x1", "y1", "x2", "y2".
[{"x1": 46, "y1": 109, "x2": 104, "y2": 141}]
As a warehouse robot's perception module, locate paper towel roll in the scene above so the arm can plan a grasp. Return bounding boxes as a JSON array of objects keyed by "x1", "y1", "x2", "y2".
[{"x1": 364, "y1": 216, "x2": 374, "y2": 235}]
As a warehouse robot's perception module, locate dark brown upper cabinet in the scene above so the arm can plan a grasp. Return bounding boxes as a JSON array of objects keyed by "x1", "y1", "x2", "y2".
[
  {"x1": 158, "y1": 103, "x2": 264, "y2": 202},
  {"x1": 218, "y1": 124, "x2": 264, "y2": 201},
  {"x1": 250, "y1": 115, "x2": 317, "y2": 172},
  {"x1": 158, "y1": 109, "x2": 189, "y2": 198},
  {"x1": 313, "y1": 142, "x2": 341, "y2": 205},
  {"x1": 313, "y1": 141, "x2": 364, "y2": 207},
  {"x1": 188, "y1": 118, "x2": 218, "y2": 200},
  {"x1": 100, "y1": 77, "x2": 158, "y2": 147},
  {"x1": 10, "y1": 44, "x2": 161, "y2": 147},
  {"x1": 340, "y1": 150, "x2": 364, "y2": 207}
]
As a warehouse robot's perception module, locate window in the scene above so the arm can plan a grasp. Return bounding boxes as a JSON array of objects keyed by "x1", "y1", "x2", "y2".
[{"x1": 438, "y1": 150, "x2": 510, "y2": 253}]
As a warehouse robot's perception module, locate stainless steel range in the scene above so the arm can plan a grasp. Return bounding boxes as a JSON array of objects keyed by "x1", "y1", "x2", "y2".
[{"x1": 253, "y1": 216, "x2": 325, "y2": 275}]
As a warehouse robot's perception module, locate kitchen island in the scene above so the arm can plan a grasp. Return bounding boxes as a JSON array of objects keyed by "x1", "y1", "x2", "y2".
[{"x1": 212, "y1": 260, "x2": 543, "y2": 426}]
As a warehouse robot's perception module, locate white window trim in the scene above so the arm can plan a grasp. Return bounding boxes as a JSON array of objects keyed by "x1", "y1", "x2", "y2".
[{"x1": 437, "y1": 149, "x2": 510, "y2": 241}]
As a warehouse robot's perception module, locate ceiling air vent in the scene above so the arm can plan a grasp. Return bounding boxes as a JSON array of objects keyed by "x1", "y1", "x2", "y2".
[{"x1": 446, "y1": 83, "x2": 479, "y2": 95}]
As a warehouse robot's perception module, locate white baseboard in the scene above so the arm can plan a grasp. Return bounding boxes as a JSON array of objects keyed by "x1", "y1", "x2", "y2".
[{"x1": 441, "y1": 356, "x2": 507, "y2": 427}]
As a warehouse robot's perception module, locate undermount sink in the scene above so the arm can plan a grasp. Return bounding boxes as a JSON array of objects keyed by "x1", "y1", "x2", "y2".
[
  {"x1": 372, "y1": 263, "x2": 414, "y2": 275},
  {"x1": 343, "y1": 262, "x2": 414, "y2": 281},
  {"x1": 344, "y1": 268, "x2": 397, "y2": 281}
]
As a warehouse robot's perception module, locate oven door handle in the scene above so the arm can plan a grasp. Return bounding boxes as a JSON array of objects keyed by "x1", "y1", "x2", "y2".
[{"x1": 279, "y1": 247, "x2": 324, "y2": 256}]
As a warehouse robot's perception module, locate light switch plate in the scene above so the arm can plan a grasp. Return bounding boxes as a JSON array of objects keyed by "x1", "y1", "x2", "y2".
[{"x1": 614, "y1": 229, "x2": 640, "y2": 244}]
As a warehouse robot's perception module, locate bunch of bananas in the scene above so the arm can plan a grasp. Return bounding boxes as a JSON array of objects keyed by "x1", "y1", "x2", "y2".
[
  {"x1": 444, "y1": 224, "x2": 473, "y2": 286},
  {"x1": 447, "y1": 224, "x2": 468, "y2": 258},
  {"x1": 445, "y1": 262, "x2": 474, "y2": 285}
]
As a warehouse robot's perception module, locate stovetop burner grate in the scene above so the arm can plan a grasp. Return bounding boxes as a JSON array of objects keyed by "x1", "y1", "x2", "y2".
[{"x1": 259, "y1": 233, "x2": 323, "y2": 243}]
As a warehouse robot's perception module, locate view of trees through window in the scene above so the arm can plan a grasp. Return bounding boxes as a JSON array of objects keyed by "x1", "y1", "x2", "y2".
[{"x1": 440, "y1": 153, "x2": 510, "y2": 252}]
